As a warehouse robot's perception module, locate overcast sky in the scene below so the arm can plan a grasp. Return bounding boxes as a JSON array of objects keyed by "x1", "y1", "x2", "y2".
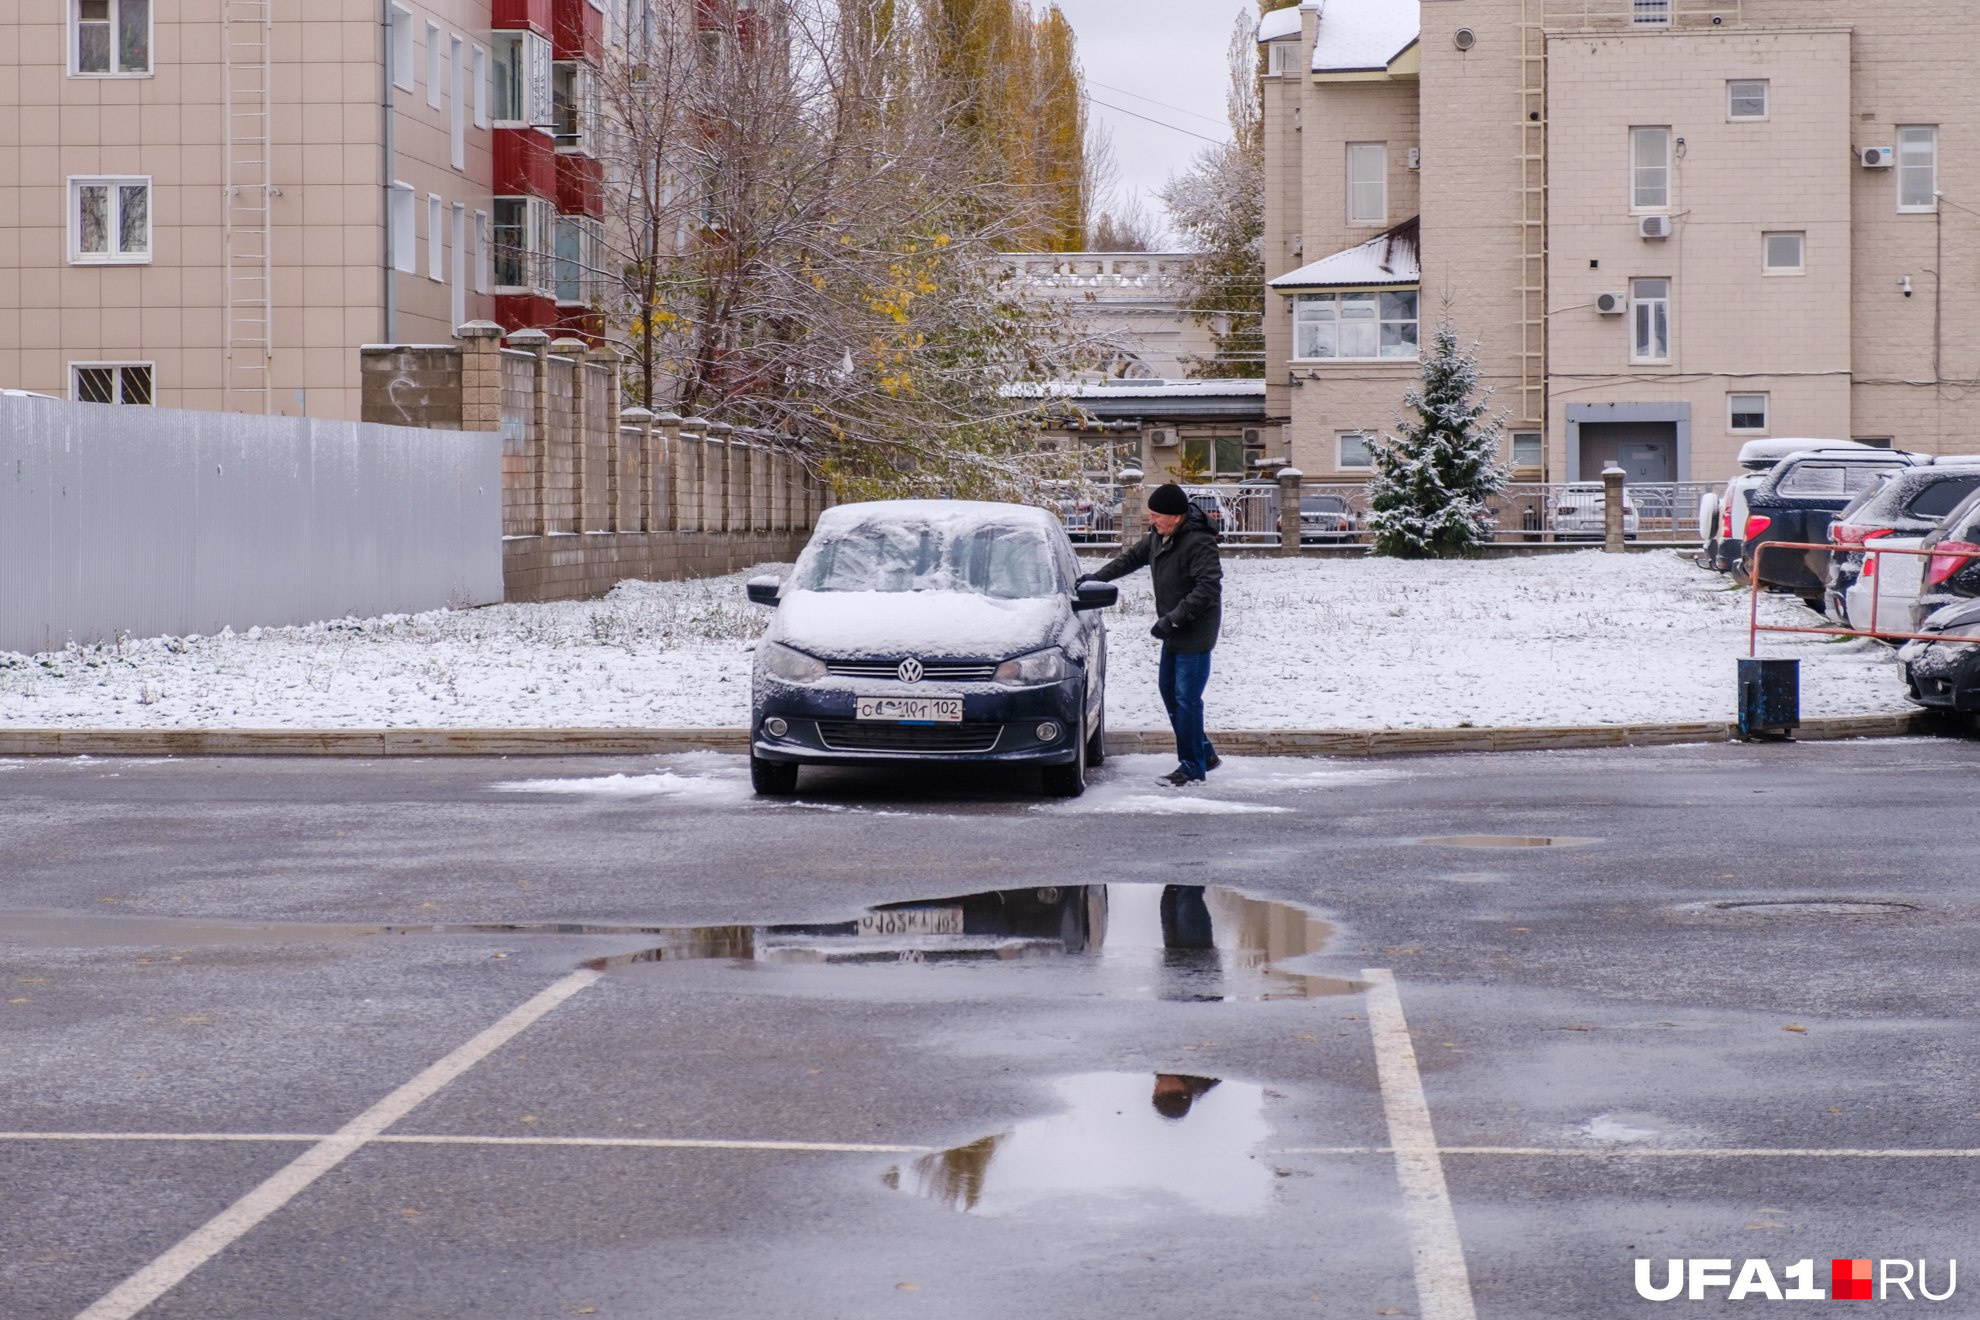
[{"x1": 1047, "y1": 0, "x2": 1250, "y2": 243}]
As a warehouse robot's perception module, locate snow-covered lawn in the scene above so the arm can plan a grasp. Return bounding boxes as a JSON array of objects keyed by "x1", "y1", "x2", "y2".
[{"x1": 0, "y1": 552, "x2": 1910, "y2": 730}]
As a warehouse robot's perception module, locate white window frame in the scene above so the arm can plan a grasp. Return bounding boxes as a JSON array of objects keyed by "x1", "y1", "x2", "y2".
[
  {"x1": 425, "y1": 22, "x2": 443, "y2": 109},
  {"x1": 1897, "y1": 125, "x2": 1938, "y2": 213},
  {"x1": 1346, "y1": 143, "x2": 1386, "y2": 227},
  {"x1": 1510, "y1": 431, "x2": 1543, "y2": 469},
  {"x1": 1266, "y1": 41, "x2": 1299, "y2": 77},
  {"x1": 71, "y1": 361, "x2": 155, "y2": 405},
  {"x1": 1728, "y1": 393, "x2": 1769, "y2": 434},
  {"x1": 1630, "y1": 277, "x2": 1671, "y2": 365},
  {"x1": 492, "y1": 195, "x2": 555, "y2": 295},
  {"x1": 490, "y1": 31, "x2": 552, "y2": 128},
  {"x1": 1727, "y1": 79, "x2": 1768, "y2": 121},
  {"x1": 69, "y1": 0, "x2": 153, "y2": 77},
  {"x1": 390, "y1": 182, "x2": 417, "y2": 274},
  {"x1": 473, "y1": 44, "x2": 490, "y2": 129},
  {"x1": 1631, "y1": 127, "x2": 1671, "y2": 211},
  {"x1": 1762, "y1": 231, "x2": 1804, "y2": 274},
  {"x1": 449, "y1": 36, "x2": 467, "y2": 170},
  {"x1": 389, "y1": 5, "x2": 415, "y2": 93},
  {"x1": 68, "y1": 176, "x2": 151, "y2": 264},
  {"x1": 473, "y1": 209, "x2": 490, "y2": 294},
  {"x1": 451, "y1": 203, "x2": 468, "y2": 328},
  {"x1": 1291, "y1": 288, "x2": 1419, "y2": 363},
  {"x1": 1337, "y1": 432, "x2": 1375, "y2": 472},
  {"x1": 428, "y1": 194, "x2": 445, "y2": 281}
]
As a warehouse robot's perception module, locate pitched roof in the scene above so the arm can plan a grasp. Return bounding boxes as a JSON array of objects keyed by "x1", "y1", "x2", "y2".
[
  {"x1": 1268, "y1": 218, "x2": 1420, "y2": 290},
  {"x1": 1256, "y1": 6, "x2": 1302, "y2": 42},
  {"x1": 1310, "y1": 0, "x2": 1420, "y2": 73}
]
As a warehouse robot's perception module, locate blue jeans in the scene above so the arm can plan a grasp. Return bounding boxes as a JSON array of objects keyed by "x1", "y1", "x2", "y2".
[{"x1": 1157, "y1": 645, "x2": 1215, "y2": 780}]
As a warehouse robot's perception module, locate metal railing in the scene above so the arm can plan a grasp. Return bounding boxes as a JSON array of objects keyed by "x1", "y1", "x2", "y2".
[{"x1": 1749, "y1": 541, "x2": 1980, "y2": 654}]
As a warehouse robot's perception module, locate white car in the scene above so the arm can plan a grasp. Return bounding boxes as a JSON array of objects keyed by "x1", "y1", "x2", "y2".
[
  {"x1": 1843, "y1": 534, "x2": 1928, "y2": 635},
  {"x1": 1550, "y1": 484, "x2": 1639, "y2": 539}
]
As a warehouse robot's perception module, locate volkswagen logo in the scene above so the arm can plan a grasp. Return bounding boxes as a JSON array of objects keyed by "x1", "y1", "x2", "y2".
[{"x1": 896, "y1": 657, "x2": 924, "y2": 684}]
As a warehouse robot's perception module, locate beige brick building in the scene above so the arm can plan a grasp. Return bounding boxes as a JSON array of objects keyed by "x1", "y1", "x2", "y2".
[
  {"x1": 1261, "y1": 0, "x2": 1979, "y2": 484},
  {"x1": 0, "y1": 0, "x2": 618, "y2": 420}
]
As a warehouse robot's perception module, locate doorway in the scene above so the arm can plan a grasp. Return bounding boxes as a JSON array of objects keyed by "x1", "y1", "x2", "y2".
[{"x1": 1577, "y1": 422, "x2": 1676, "y2": 483}]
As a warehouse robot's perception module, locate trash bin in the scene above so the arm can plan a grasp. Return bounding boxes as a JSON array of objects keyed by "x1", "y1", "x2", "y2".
[{"x1": 1737, "y1": 657, "x2": 1800, "y2": 740}]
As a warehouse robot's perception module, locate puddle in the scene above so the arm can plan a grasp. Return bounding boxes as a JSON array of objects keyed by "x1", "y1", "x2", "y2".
[
  {"x1": 1703, "y1": 899, "x2": 1919, "y2": 918},
  {"x1": 1415, "y1": 835, "x2": 1597, "y2": 849},
  {"x1": 882, "y1": 1072, "x2": 1276, "y2": 1215}
]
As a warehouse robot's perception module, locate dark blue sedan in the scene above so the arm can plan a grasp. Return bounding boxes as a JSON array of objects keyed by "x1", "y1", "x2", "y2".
[{"x1": 745, "y1": 501, "x2": 1116, "y2": 797}]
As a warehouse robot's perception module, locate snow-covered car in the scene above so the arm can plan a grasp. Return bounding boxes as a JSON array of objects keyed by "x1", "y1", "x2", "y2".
[
  {"x1": 1708, "y1": 440, "x2": 1875, "y2": 572},
  {"x1": 1899, "y1": 599, "x2": 1980, "y2": 713},
  {"x1": 1742, "y1": 450, "x2": 1922, "y2": 608},
  {"x1": 1549, "y1": 484, "x2": 1638, "y2": 540},
  {"x1": 1826, "y1": 467, "x2": 1980, "y2": 633},
  {"x1": 745, "y1": 500, "x2": 1115, "y2": 798},
  {"x1": 1908, "y1": 487, "x2": 1980, "y2": 631}
]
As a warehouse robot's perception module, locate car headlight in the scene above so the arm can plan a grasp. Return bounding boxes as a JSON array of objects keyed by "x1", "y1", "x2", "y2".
[
  {"x1": 761, "y1": 642, "x2": 828, "y2": 683},
  {"x1": 993, "y1": 648, "x2": 1071, "y2": 686}
]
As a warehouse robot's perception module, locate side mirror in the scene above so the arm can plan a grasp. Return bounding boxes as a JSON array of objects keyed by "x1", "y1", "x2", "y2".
[
  {"x1": 745, "y1": 575, "x2": 783, "y2": 607},
  {"x1": 1072, "y1": 581, "x2": 1118, "y2": 612}
]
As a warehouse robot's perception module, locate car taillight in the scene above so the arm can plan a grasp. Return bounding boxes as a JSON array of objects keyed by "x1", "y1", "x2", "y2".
[
  {"x1": 1832, "y1": 524, "x2": 1893, "y2": 547},
  {"x1": 1744, "y1": 515, "x2": 1772, "y2": 540},
  {"x1": 1927, "y1": 541, "x2": 1980, "y2": 586},
  {"x1": 1721, "y1": 503, "x2": 1734, "y2": 538}
]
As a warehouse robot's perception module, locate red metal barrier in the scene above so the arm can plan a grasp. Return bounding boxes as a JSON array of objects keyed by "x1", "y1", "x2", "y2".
[{"x1": 1747, "y1": 540, "x2": 1980, "y2": 656}]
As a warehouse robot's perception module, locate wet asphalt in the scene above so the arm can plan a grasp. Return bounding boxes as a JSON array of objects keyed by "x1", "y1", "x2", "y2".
[{"x1": 3, "y1": 737, "x2": 1979, "y2": 1319}]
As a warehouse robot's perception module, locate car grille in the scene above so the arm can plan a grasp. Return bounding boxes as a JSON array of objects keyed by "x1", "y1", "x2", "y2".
[
  {"x1": 816, "y1": 722, "x2": 1004, "y2": 753},
  {"x1": 824, "y1": 661, "x2": 1000, "y2": 682}
]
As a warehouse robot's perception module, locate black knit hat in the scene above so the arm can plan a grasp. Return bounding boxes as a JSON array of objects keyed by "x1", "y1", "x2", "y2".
[{"x1": 1147, "y1": 483, "x2": 1190, "y2": 515}]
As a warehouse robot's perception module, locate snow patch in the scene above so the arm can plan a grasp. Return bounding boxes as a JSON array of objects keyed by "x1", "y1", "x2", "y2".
[{"x1": 493, "y1": 771, "x2": 753, "y2": 805}]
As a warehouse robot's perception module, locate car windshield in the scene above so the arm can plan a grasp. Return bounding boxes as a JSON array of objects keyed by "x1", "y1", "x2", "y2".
[
  {"x1": 793, "y1": 519, "x2": 1068, "y2": 599},
  {"x1": 1301, "y1": 496, "x2": 1347, "y2": 513},
  {"x1": 1777, "y1": 461, "x2": 1905, "y2": 498}
]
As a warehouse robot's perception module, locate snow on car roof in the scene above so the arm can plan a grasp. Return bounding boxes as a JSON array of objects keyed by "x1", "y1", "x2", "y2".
[{"x1": 812, "y1": 499, "x2": 1062, "y2": 536}]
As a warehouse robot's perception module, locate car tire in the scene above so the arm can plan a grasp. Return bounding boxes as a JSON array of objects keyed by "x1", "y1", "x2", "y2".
[
  {"x1": 1042, "y1": 714, "x2": 1087, "y2": 798},
  {"x1": 1085, "y1": 698, "x2": 1106, "y2": 767},
  {"x1": 750, "y1": 754, "x2": 799, "y2": 797}
]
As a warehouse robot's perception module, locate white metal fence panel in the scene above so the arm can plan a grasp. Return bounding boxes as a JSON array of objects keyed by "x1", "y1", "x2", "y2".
[{"x1": 0, "y1": 393, "x2": 502, "y2": 654}]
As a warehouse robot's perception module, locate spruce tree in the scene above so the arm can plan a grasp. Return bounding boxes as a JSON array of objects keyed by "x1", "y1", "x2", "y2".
[{"x1": 1366, "y1": 318, "x2": 1510, "y2": 559}]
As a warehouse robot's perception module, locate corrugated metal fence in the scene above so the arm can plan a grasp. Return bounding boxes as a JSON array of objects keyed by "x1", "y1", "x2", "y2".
[{"x1": 0, "y1": 393, "x2": 502, "y2": 655}]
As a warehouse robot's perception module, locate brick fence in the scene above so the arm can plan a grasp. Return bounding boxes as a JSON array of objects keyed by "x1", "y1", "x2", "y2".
[{"x1": 362, "y1": 323, "x2": 826, "y2": 603}]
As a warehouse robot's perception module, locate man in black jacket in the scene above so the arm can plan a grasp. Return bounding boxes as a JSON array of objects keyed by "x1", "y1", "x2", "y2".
[{"x1": 1080, "y1": 483, "x2": 1223, "y2": 786}]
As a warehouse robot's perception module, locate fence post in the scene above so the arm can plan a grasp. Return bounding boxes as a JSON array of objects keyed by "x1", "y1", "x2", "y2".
[
  {"x1": 1119, "y1": 467, "x2": 1145, "y2": 549},
  {"x1": 1277, "y1": 466, "x2": 1304, "y2": 553},
  {"x1": 705, "y1": 421, "x2": 733, "y2": 532},
  {"x1": 454, "y1": 321, "x2": 504, "y2": 433},
  {"x1": 657, "y1": 412, "x2": 683, "y2": 532},
  {"x1": 1603, "y1": 465, "x2": 1627, "y2": 553},
  {"x1": 679, "y1": 418, "x2": 707, "y2": 531},
  {"x1": 552, "y1": 338, "x2": 589, "y2": 533},
  {"x1": 738, "y1": 436, "x2": 758, "y2": 532},
  {"x1": 508, "y1": 328, "x2": 552, "y2": 536},
  {"x1": 590, "y1": 345, "x2": 624, "y2": 532},
  {"x1": 622, "y1": 406, "x2": 654, "y2": 534}
]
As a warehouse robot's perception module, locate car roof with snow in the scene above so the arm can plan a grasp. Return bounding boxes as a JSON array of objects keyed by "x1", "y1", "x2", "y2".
[
  {"x1": 810, "y1": 500, "x2": 1064, "y2": 537},
  {"x1": 1736, "y1": 437, "x2": 1872, "y2": 470}
]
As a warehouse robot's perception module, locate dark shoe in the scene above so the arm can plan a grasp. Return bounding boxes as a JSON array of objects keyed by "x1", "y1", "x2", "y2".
[
  {"x1": 1159, "y1": 767, "x2": 1193, "y2": 787},
  {"x1": 1206, "y1": 754, "x2": 1223, "y2": 772}
]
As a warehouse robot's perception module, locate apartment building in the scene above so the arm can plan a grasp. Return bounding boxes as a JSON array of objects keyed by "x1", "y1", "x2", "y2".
[
  {"x1": 1260, "y1": 0, "x2": 1978, "y2": 484},
  {"x1": 0, "y1": 0, "x2": 616, "y2": 420}
]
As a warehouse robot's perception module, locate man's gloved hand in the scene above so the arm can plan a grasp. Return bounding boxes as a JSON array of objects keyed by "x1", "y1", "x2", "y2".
[
  {"x1": 1075, "y1": 573, "x2": 1098, "y2": 587},
  {"x1": 1149, "y1": 614, "x2": 1178, "y2": 640}
]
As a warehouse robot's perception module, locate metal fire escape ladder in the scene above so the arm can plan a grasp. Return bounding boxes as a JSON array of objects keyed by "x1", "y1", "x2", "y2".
[
  {"x1": 1517, "y1": 0, "x2": 1548, "y2": 454},
  {"x1": 223, "y1": 0, "x2": 275, "y2": 414}
]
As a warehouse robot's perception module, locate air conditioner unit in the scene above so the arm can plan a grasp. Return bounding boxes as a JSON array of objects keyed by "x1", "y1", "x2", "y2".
[
  {"x1": 1241, "y1": 426, "x2": 1264, "y2": 447},
  {"x1": 1406, "y1": 146, "x2": 1421, "y2": 170},
  {"x1": 1149, "y1": 427, "x2": 1178, "y2": 448},
  {"x1": 1860, "y1": 146, "x2": 1895, "y2": 169},
  {"x1": 1637, "y1": 214, "x2": 1673, "y2": 240},
  {"x1": 1595, "y1": 291, "x2": 1627, "y2": 315}
]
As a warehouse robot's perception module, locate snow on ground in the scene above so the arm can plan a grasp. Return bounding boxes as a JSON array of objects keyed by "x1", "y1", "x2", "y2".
[{"x1": 0, "y1": 551, "x2": 1910, "y2": 730}]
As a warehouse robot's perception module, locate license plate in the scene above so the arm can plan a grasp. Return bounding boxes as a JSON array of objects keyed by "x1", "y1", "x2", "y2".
[
  {"x1": 855, "y1": 696, "x2": 962, "y2": 723},
  {"x1": 856, "y1": 907, "x2": 964, "y2": 937}
]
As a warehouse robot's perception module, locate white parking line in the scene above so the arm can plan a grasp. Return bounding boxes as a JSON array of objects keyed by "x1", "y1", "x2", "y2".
[
  {"x1": 73, "y1": 969, "x2": 600, "y2": 1320},
  {"x1": 1362, "y1": 967, "x2": 1478, "y2": 1320}
]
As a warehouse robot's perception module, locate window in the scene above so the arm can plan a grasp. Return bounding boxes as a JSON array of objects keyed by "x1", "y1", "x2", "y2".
[
  {"x1": 1347, "y1": 143, "x2": 1386, "y2": 226},
  {"x1": 389, "y1": 5, "x2": 414, "y2": 92},
  {"x1": 1631, "y1": 278, "x2": 1670, "y2": 363},
  {"x1": 1631, "y1": 0, "x2": 1671, "y2": 24},
  {"x1": 1511, "y1": 432, "x2": 1543, "y2": 469},
  {"x1": 390, "y1": 182, "x2": 416, "y2": 273},
  {"x1": 1181, "y1": 435, "x2": 1246, "y2": 481},
  {"x1": 473, "y1": 45, "x2": 490, "y2": 128},
  {"x1": 72, "y1": 0, "x2": 150, "y2": 75},
  {"x1": 1293, "y1": 289, "x2": 1418, "y2": 361},
  {"x1": 450, "y1": 37, "x2": 466, "y2": 170},
  {"x1": 554, "y1": 217, "x2": 605, "y2": 304},
  {"x1": 1898, "y1": 126, "x2": 1937, "y2": 212},
  {"x1": 1727, "y1": 80, "x2": 1768, "y2": 120},
  {"x1": 492, "y1": 196, "x2": 554, "y2": 293},
  {"x1": 73, "y1": 362, "x2": 154, "y2": 405},
  {"x1": 428, "y1": 194, "x2": 444, "y2": 281},
  {"x1": 490, "y1": 31, "x2": 551, "y2": 127},
  {"x1": 1266, "y1": 41, "x2": 1299, "y2": 76},
  {"x1": 69, "y1": 177, "x2": 150, "y2": 263},
  {"x1": 1728, "y1": 393, "x2": 1768, "y2": 432},
  {"x1": 425, "y1": 22, "x2": 443, "y2": 108},
  {"x1": 553, "y1": 62, "x2": 595, "y2": 152},
  {"x1": 1763, "y1": 231, "x2": 1804, "y2": 273},
  {"x1": 473, "y1": 209, "x2": 490, "y2": 294},
  {"x1": 1337, "y1": 433, "x2": 1374, "y2": 471},
  {"x1": 1631, "y1": 127, "x2": 1671, "y2": 210},
  {"x1": 451, "y1": 204, "x2": 468, "y2": 328}
]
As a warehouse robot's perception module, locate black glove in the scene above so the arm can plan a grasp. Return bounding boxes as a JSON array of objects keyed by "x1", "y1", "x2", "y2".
[
  {"x1": 1150, "y1": 615, "x2": 1178, "y2": 640},
  {"x1": 1075, "y1": 573, "x2": 1099, "y2": 587}
]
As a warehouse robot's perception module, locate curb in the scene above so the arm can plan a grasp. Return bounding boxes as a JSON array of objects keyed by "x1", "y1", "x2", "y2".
[{"x1": 0, "y1": 713, "x2": 1939, "y2": 759}]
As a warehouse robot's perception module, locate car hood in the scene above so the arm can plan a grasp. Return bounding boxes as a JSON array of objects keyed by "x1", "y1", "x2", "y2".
[
  {"x1": 769, "y1": 589, "x2": 1068, "y2": 660},
  {"x1": 1920, "y1": 598, "x2": 1980, "y2": 635}
]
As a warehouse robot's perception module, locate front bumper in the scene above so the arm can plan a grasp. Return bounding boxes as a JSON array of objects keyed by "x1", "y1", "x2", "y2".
[
  {"x1": 1902, "y1": 640, "x2": 1980, "y2": 712},
  {"x1": 752, "y1": 674, "x2": 1088, "y2": 766}
]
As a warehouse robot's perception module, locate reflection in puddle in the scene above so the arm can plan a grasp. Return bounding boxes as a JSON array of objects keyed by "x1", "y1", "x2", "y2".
[
  {"x1": 1415, "y1": 835, "x2": 1597, "y2": 849},
  {"x1": 883, "y1": 1072, "x2": 1275, "y2": 1215}
]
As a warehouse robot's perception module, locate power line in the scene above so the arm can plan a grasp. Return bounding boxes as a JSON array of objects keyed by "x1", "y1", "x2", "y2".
[
  {"x1": 1083, "y1": 95, "x2": 1231, "y2": 147},
  {"x1": 1087, "y1": 80, "x2": 1229, "y2": 128}
]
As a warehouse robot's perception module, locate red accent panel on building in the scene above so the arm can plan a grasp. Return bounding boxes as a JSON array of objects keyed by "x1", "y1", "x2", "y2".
[
  {"x1": 552, "y1": 0, "x2": 604, "y2": 62},
  {"x1": 495, "y1": 129, "x2": 558, "y2": 199},
  {"x1": 491, "y1": 0, "x2": 551, "y2": 35},
  {"x1": 556, "y1": 152, "x2": 605, "y2": 219},
  {"x1": 496, "y1": 293, "x2": 560, "y2": 335},
  {"x1": 556, "y1": 308, "x2": 603, "y2": 341}
]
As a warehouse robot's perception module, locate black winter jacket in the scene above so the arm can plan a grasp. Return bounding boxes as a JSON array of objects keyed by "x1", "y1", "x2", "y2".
[{"x1": 1087, "y1": 504, "x2": 1223, "y2": 653}]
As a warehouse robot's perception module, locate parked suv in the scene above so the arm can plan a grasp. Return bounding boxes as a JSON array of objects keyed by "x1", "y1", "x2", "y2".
[
  {"x1": 1740, "y1": 450, "x2": 1920, "y2": 608},
  {"x1": 1825, "y1": 466, "x2": 1980, "y2": 633},
  {"x1": 1707, "y1": 439, "x2": 1873, "y2": 573},
  {"x1": 1908, "y1": 486, "x2": 1980, "y2": 631}
]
